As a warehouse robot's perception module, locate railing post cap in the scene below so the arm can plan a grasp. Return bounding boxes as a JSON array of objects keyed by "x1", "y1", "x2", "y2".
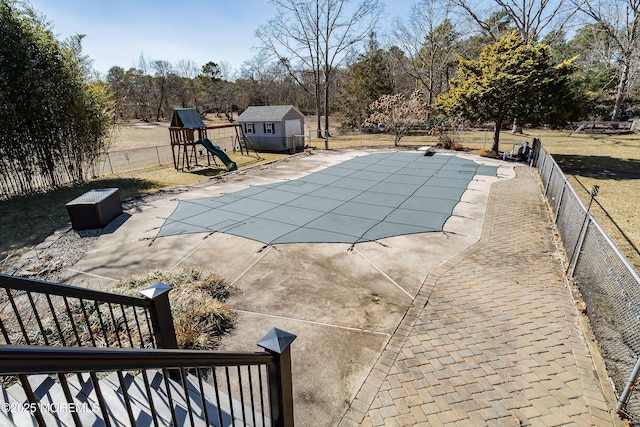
[
  {"x1": 257, "y1": 328, "x2": 297, "y2": 354},
  {"x1": 139, "y1": 282, "x2": 172, "y2": 300}
]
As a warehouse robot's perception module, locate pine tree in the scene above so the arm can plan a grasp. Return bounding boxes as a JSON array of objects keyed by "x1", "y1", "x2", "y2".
[{"x1": 336, "y1": 33, "x2": 394, "y2": 128}]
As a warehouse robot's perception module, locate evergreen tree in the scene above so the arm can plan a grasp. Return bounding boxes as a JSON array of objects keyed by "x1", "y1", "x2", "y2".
[
  {"x1": 559, "y1": 22, "x2": 633, "y2": 120},
  {"x1": 436, "y1": 31, "x2": 580, "y2": 153},
  {"x1": 336, "y1": 33, "x2": 394, "y2": 128}
]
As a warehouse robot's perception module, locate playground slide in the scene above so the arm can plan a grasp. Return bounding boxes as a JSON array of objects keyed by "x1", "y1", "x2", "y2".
[{"x1": 199, "y1": 139, "x2": 238, "y2": 171}]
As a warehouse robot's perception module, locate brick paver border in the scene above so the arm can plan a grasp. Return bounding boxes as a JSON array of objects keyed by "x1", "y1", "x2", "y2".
[{"x1": 338, "y1": 166, "x2": 622, "y2": 427}]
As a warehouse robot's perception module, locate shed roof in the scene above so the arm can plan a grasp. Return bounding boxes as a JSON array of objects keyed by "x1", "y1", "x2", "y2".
[
  {"x1": 237, "y1": 105, "x2": 304, "y2": 123},
  {"x1": 171, "y1": 108, "x2": 205, "y2": 129}
]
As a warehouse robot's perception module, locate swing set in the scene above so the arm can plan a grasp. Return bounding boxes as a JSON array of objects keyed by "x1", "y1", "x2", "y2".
[{"x1": 169, "y1": 109, "x2": 261, "y2": 172}]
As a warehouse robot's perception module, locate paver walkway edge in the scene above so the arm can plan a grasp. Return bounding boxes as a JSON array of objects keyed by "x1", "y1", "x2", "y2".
[{"x1": 338, "y1": 166, "x2": 624, "y2": 427}]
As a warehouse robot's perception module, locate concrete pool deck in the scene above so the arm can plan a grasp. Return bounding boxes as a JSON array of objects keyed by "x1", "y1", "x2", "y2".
[{"x1": 58, "y1": 148, "x2": 620, "y2": 426}]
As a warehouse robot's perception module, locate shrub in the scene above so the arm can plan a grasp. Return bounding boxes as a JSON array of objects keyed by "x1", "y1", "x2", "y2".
[
  {"x1": 478, "y1": 150, "x2": 498, "y2": 158},
  {"x1": 112, "y1": 266, "x2": 237, "y2": 350},
  {"x1": 429, "y1": 120, "x2": 463, "y2": 150}
]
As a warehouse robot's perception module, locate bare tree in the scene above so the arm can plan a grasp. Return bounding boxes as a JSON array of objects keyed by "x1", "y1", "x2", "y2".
[
  {"x1": 176, "y1": 59, "x2": 201, "y2": 111},
  {"x1": 449, "y1": 0, "x2": 580, "y2": 43},
  {"x1": 574, "y1": 0, "x2": 640, "y2": 120},
  {"x1": 393, "y1": 0, "x2": 461, "y2": 108},
  {"x1": 386, "y1": 46, "x2": 417, "y2": 93},
  {"x1": 217, "y1": 61, "x2": 235, "y2": 82},
  {"x1": 257, "y1": 0, "x2": 381, "y2": 138},
  {"x1": 567, "y1": 22, "x2": 617, "y2": 68},
  {"x1": 239, "y1": 52, "x2": 280, "y2": 107},
  {"x1": 137, "y1": 53, "x2": 150, "y2": 75},
  {"x1": 176, "y1": 59, "x2": 198, "y2": 78},
  {"x1": 151, "y1": 60, "x2": 172, "y2": 121}
]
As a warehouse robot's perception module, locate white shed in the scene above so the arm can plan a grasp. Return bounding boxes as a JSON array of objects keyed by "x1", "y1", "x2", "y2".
[{"x1": 237, "y1": 105, "x2": 305, "y2": 153}]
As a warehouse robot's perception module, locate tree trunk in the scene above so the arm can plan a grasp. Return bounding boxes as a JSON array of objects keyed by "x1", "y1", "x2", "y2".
[
  {"x1": 315, "y1": 81, "x2": 322, "y2": 138},
  {"x1": 155, "y1": 76, "x2": 166, "y2": 122},
  {"x1": 511, "y1": 118, "x2": 522, "y2": 134},
  {"x1": 491, "y1": 119, "x2": 502, "y2": 154},
  {"x1": 324, "y1": 81, "x2": 330, "y2": 138},
  {"x1": 155, "y1": 88, "x2": 164, "y2": 122},
  {"x1": 316, "y1": 115, "x2": 322, "y2": 138},
  {"x1": 324, "y1": 4, "x2": 330, "y2": 140},
  {"x1": 316, "y1": 0, "x2": 322, "y2": 139},
  {"x1": 611, "y1": 59, "x2": 630, "y2": 121}
]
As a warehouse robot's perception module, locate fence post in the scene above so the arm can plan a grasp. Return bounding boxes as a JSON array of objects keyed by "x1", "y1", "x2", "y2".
[
  {"x1": 139, "y1": 282, "x2": 178, "y2": 349},
  {"x1": 567, "y1": 214, "x2": 590, "y2": 276},
  {"x1": 554, "y1": 181, "x2": 566, "y2": 223},
  {"x1": 617, "y1": 356, "x2": 640, "y2": 416},
  {"x1": 544, "y1": 162, "x2": 555, "y2": 198},
  {"x1": 258, "y1": 328, "x2": 297, "y2": 427},
  {"x1": 567, "y1": 186, "x2": 599, "y2": 276}
]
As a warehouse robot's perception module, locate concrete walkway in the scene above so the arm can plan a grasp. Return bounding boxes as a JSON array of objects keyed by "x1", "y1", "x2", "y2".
[{"x1": 338, "y1": 167, "x2": 620, "y2": 426}]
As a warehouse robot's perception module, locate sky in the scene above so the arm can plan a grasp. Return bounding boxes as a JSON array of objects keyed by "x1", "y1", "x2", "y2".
[{"x1": 30, "y1": 0, "x2": 419, "y2": 78}]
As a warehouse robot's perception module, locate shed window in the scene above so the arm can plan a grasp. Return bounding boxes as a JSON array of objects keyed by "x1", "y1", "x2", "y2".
[
  {"x1": 265, "y1": 123, "x2": 274, "y2": 134},
  {"x1": 245, "y1": 123, "x2": 254, "y2": 134}
]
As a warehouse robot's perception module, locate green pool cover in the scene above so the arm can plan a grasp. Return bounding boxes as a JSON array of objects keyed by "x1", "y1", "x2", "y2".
[{"x1": 157, "y1": 152, "x2": 498, "y2": 245}]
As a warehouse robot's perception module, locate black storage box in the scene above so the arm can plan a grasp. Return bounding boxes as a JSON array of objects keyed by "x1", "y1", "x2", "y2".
[{"x1": 66, "y1": 188, "x2": 122, "y2": 230}]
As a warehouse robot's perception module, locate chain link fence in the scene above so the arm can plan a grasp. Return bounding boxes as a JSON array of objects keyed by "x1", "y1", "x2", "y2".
[
  {"x1": 0, "y1": 145, "x2": 177, "y2": 199},
  {"x1": 94, "y1": 145, "x2": 175, "y2": 176},
  {"x1": 534, "y1": 140, "x2": 640, "y2": 424}
]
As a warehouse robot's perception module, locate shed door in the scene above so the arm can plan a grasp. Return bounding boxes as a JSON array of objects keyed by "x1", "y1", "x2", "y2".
[{"x1": 284, "y1": 119, "x2": 301, "y2": 137}]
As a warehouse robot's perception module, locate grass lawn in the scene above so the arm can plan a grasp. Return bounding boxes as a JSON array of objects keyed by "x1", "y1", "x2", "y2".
[
  {"x1": 2, "y1": 123, "x2": 638, "y2": 273},
  {"x1": 524, "y1": 130, "x2": 639, "y2": 272}
]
